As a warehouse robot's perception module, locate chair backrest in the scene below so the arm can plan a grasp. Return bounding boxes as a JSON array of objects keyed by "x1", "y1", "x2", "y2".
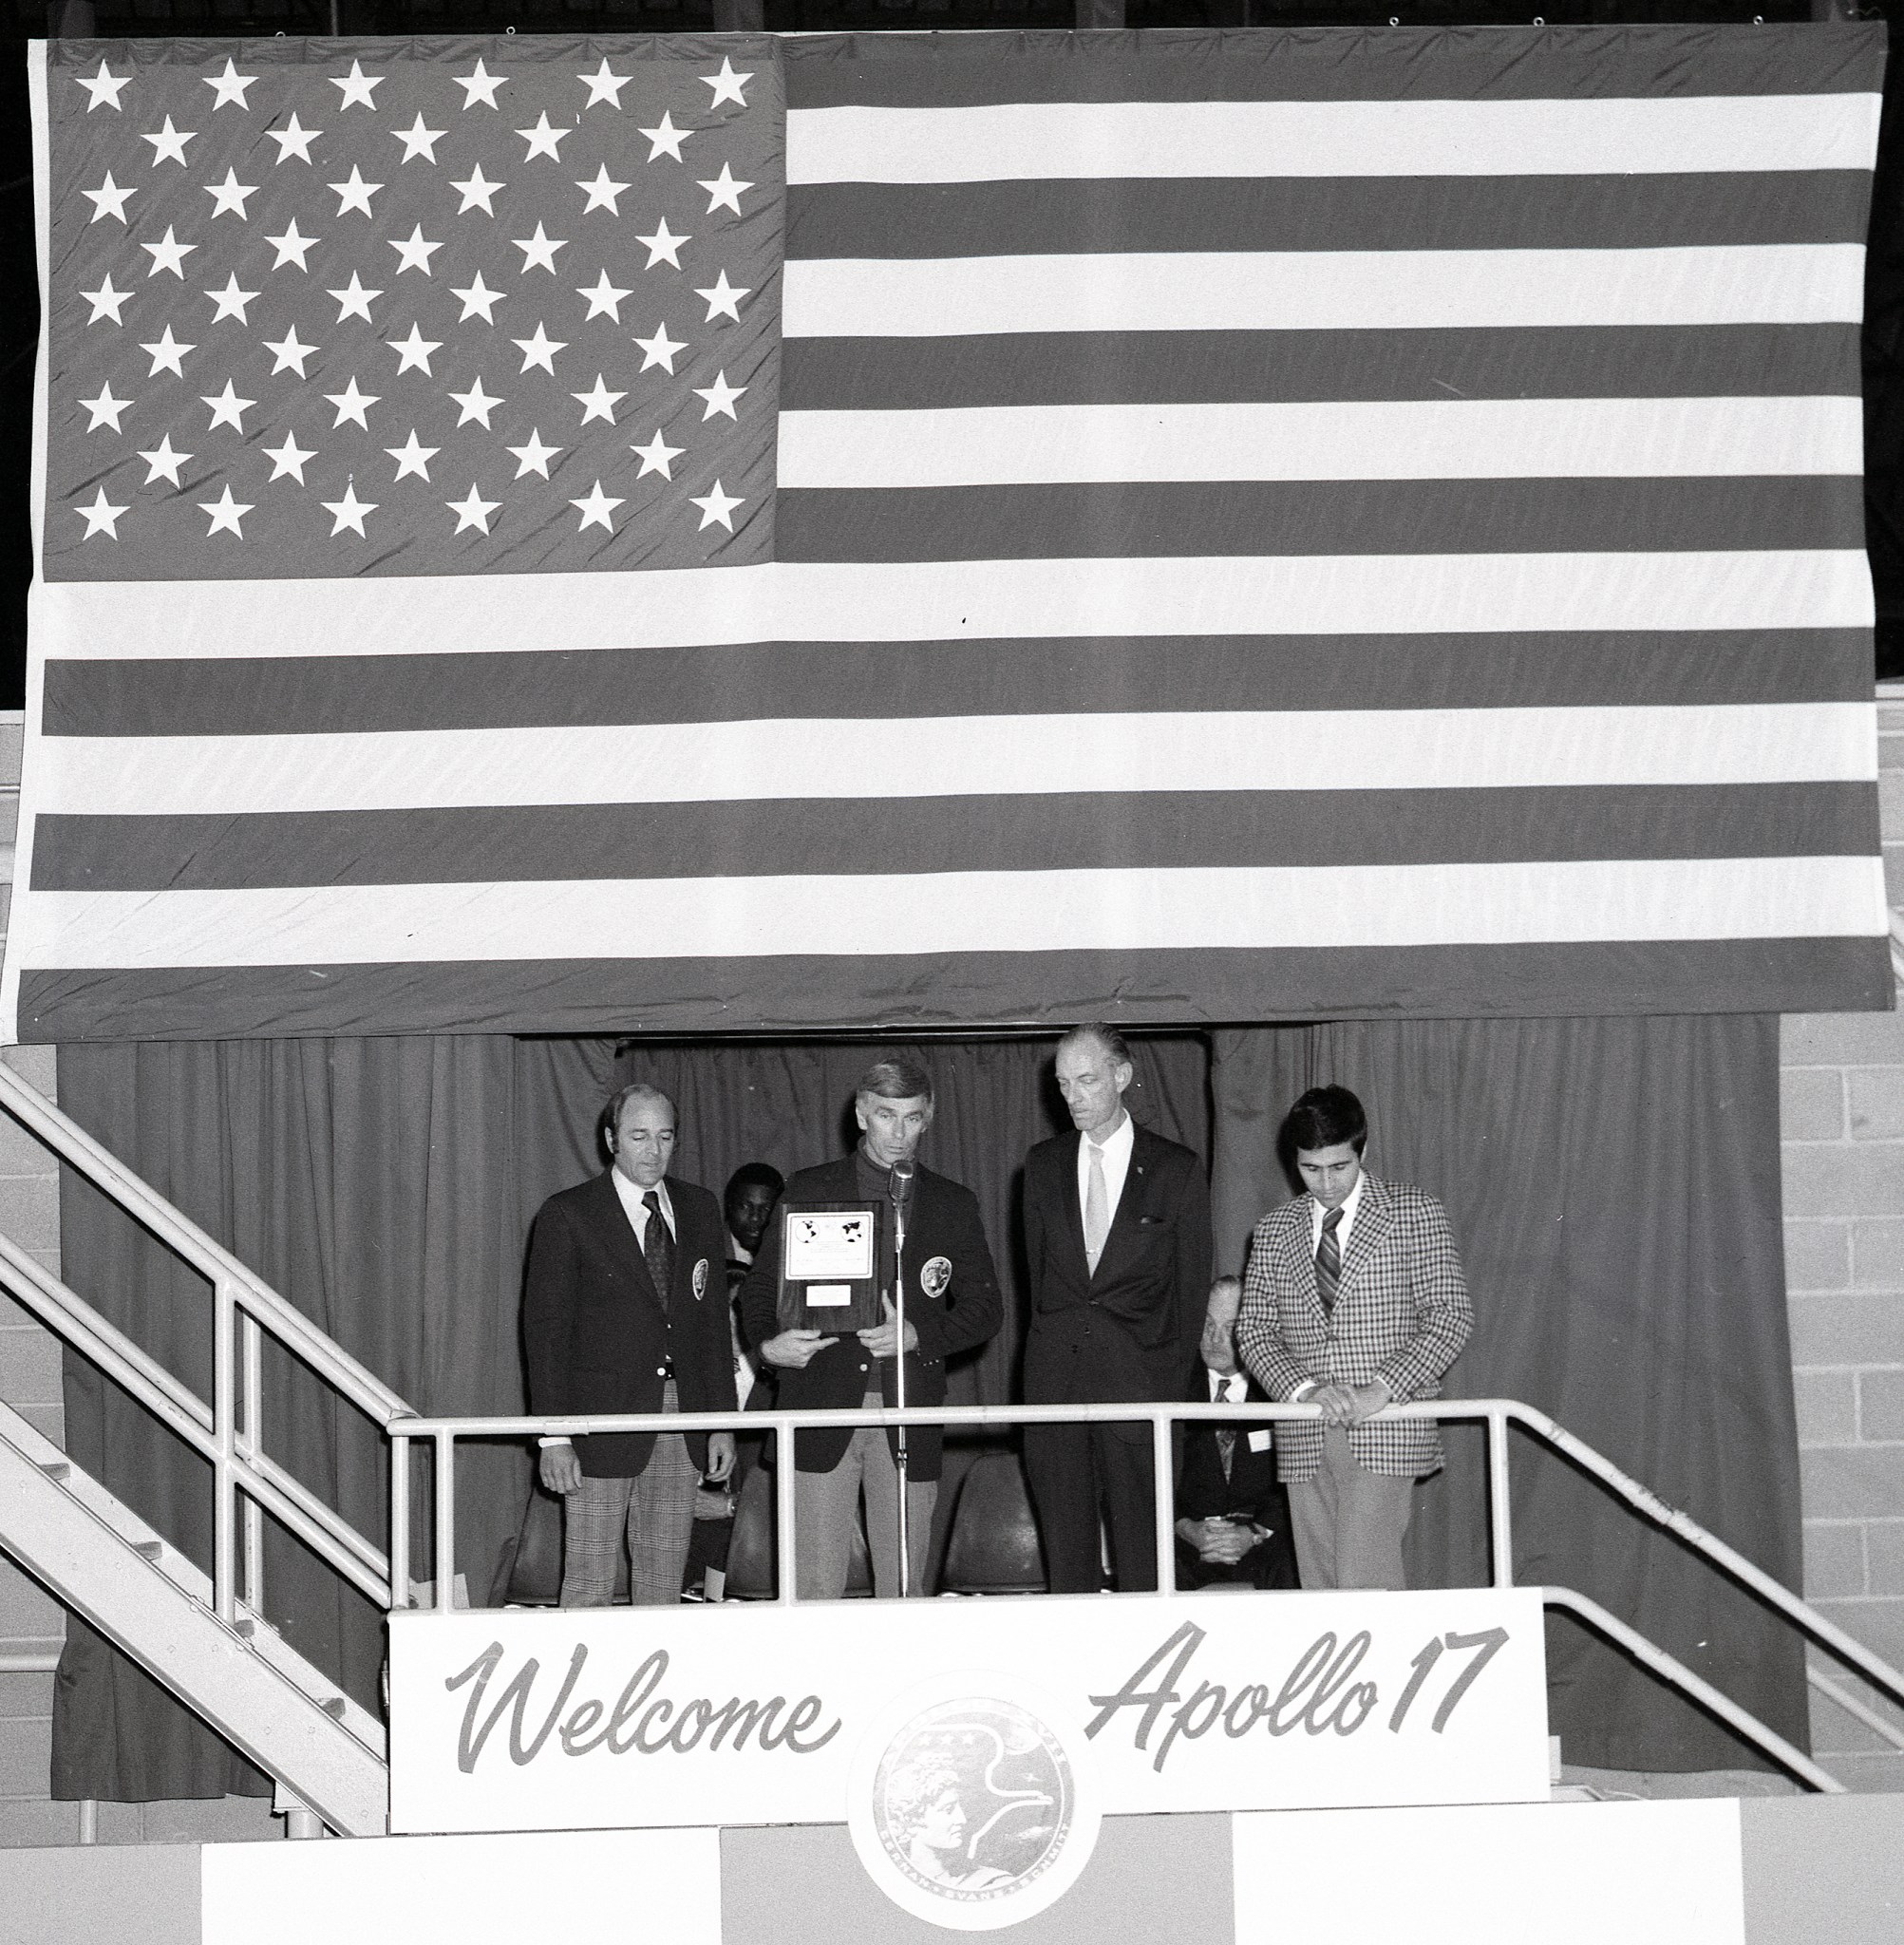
[
  {"x1": 724, "y1": 1463, "x2": 876, "y2": 1599},
  {"x1": 941, "y1": 1450, "x2": 1047, "y2": 1596},
  {"x1": 493, "y1": 1485, "x2": 629, "y2": 1605}
]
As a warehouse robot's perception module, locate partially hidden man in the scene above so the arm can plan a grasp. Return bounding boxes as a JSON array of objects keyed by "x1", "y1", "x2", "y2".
[
  {"x1": 741, "y1": 1056, "x2": 1003, "y2": 1598},
  {"x1": 1022, "y1": 1024, "x2": 1212, "y2": 1593},
  {"x1": 1236, "y1": 1084, "x2": 1473, "y2": 1592},
  {"x1": 523, "y1": 1083, "x2": 737, "y2": 1606},
  {"x1": 1176, "y1": 1275, "x2": 1299, "y2": 1592}
]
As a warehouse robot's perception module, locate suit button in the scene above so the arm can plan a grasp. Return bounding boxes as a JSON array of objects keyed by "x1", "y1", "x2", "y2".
[{"x1": 655, "y1": 1366, "x2": 667, "y2": 1377}]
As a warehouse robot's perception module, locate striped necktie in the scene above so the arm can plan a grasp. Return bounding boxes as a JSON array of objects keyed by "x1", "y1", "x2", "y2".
[{"x1": 1315, "y1": 1205, "x2": 1345, "y2": 1315}]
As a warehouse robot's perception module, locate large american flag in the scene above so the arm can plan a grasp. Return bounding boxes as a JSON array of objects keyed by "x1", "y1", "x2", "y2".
[{"x1": 7, "y1": 26, "x2": 1893, "y2": 1041}]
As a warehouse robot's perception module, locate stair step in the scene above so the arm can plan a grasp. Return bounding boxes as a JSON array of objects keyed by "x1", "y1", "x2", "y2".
[{"x1": 135, "y1": 1539, "x2": 164, "y2": 1561}]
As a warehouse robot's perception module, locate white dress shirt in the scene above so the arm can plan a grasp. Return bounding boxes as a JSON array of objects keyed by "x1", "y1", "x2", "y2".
[
  {"x1": 613, "y1": 1167, "x2": 675, "y2": 1247},
  {"x1": 1307, "y1": 1167, "x2": 1367, "y2": 1255},
  {"x1": 1076, "y1": 1109, "x2": 1136, "y2": 1233},
  {"x1": 1289, "y1": 1171, "x2": 1369, "y2": 1404},
  {"x1": 1208, "y1": 1368, "x2": 1249, "y2": 1406}
]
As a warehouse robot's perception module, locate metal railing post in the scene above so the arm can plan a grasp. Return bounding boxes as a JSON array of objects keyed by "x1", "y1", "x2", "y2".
[
  {"x1": 238, "y1": 1309, "x2": 264, "y2": 1615},
  {"x1": 1487, "y1": 1405, "x2": 1514, "y2": 1589},
  {"x1": 433, "y1": 1432, "x2": 456, "y2": 1612},
  {"x1": 1152, "y1": 1408, "x2": 1177, "y2": 1596},
  {"x1": 389, "y1": 1433, "x2": 411, "y2": 1610},
  {"x1": 212, "y1": 1280, "x2": 236, "y2": 1624},
  {"x1": 774, "y1": 1419, "x2": 798, "y2": 1606}
]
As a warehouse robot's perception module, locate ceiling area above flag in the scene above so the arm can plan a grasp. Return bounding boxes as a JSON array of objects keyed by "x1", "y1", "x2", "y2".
[{"x1": 7, "y1": 24, "x2": 1894, "y2": 1041}]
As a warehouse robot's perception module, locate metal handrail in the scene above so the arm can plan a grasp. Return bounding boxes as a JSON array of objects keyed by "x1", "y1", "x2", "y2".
[
  {"x1": 1546, "y1": 1586, "x2": 1840, "y2": 1792},
  {"x1": 0, "y1": 1063, "x2": 414, "y2": 1631},
  {"x1": 395, "y1": 1393, "x2": 1904, "y2": 1794},
  {"x1": 1807, "y1": 1665, "x2": 1904, "y2": 1755},
  {"x1": 0, "y1": 1063, "x2": 410, "y2": 1424}
]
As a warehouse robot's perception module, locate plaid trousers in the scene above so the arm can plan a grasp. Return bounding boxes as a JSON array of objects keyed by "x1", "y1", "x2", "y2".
[{"x1": 559, "y1": 1379, "x2": 701, "y2": 1607}]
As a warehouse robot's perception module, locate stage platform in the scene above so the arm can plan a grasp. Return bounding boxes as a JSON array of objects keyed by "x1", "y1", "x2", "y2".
[{"x1": 2, "y1": 1792, "x2": 1899, "y2": 1945}]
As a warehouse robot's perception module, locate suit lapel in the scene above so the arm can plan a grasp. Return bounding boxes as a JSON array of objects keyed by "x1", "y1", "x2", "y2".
[
  {"x1": 593, "y1": 1169, "x2": 665, "y2": 1314},
  {"x1": 1336, "y1": 1173, "x2": 1391, "y2": 1303},
  {"x1": 1054, "y1": 1132, "x2": 1089, "y2": 1273},
  {"x1": 1287, "y1": 1198, "x2": 1327, "y2": 1320},
  {"x1": 1091, "y1": 1124, "x2": 1149, "y2": 1281}
]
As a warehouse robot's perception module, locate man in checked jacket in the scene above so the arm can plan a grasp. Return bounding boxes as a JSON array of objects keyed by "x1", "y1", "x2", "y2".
[{"x1": 1235, "y1": 1086, "x2": 1472, "y2": 1592}]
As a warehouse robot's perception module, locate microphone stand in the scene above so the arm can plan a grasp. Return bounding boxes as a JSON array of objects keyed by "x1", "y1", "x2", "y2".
[{"x1": 891, "y1": 1165, "x2": 912, "y2": 1597}]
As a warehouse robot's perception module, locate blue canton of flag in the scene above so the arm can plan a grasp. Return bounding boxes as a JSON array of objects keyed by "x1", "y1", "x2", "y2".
[{"x1": 44, "y1": 37, "x2": 780, "y2": 577}]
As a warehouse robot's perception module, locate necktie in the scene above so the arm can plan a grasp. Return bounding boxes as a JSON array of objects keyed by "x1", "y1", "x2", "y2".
[
  {"x1": 1215, "y1": 1376, "x2": 1238, "y2": 1476},
  {"x1": 1315, "y1": 1206, "x2": 1345, "y2": 1315},
  {"x1": 642, "y1": 1190, "x2": 674, "y2": 1312},
  {"x1": 1084, "y1": 1142, "x2": 1109, "y2": 1275}
]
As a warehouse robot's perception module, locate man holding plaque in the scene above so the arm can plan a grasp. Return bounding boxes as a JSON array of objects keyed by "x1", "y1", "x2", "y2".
[{"x1": 741, "y1": 1057, "x2": 1003, "y2": 1598}]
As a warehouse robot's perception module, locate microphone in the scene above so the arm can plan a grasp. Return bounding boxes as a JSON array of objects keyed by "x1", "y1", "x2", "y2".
[{"x1": 889, "y1": 1159, "x2": 914, "y2": 1247}]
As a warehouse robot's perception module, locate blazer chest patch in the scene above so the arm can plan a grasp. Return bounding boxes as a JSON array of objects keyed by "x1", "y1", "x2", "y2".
[
  {"x1": 920, "y1": 1256, "x2": 952, "y2": 1298},
  {"x1": 691, "y1": 1257, "x2": 709, "y2": 1300}
]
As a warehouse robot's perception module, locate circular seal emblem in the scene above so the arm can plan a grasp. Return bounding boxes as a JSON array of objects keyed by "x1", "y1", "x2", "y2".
[
  {"x1": 848, "y1": 1672, "x2": 1101, "y2": 1931},
  {"x1": 920, "y1": 1255, "x2": 953, "y2": 1300},
  {"x1": 691, "y1": 1257, "x2": 709, "y2": 1300}
]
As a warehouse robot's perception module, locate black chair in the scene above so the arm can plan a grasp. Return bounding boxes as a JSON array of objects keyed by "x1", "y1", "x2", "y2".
[
  {"x1": 940, "y1": 1450, "x2": 1047, "y2": 1595},
  {"x1": 724, "y1": 1462, "x2": 875, "y2": 1599},
  {"x1": 488, "y1": 1483, "x2": 630, "y2": 1606}
]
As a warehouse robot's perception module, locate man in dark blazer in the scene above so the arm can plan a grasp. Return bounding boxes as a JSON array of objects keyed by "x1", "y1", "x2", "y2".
[
  {"x1": 523, "y1": 1083, "x2": 736, "y2": 1606},
  {"x1": 1236, "y1": 1085, "x2": 1472, "y2": 1591},
  {"x1": 741, "y1": 1056, "x2": 1003, "y2": 1598},
  {"x1": 1022, "y1": 1024, "x2": 1212, "y2": 1594},
  {"x1": 1176, "y1": 1275, "x2": 1298, "y2": 1591}
]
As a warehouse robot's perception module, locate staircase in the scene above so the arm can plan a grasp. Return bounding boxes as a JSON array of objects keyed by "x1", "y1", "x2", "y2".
[
  {"x1": 0, "y1": 1052, "x2": 409, "y2": 1840},
  {"x1": 0, "y1": 1398, "x2": 386, "y2": 1836}
]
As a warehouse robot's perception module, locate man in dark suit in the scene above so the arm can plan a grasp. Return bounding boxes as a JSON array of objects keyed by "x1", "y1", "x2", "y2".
[
  {"x1": 523, "y1": 1083, "x2": 736, "y2": 1607},
  {"x1": 1022, "y1": 1024, "x2": 1212, "y2": 1593},
  {"x1": 741, "y1": 1056, "x2": 1003, "y2": 1599},
  {"x1": 1176, "y1": 1275, "x2": 1299, "y2": 1591},
  {"x1": 1236, "y1": 1085, "x2": 1472, "y2": 1592}
]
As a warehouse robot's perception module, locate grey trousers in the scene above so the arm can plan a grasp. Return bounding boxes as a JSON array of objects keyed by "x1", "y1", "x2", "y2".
[
  {"x1": 559, "y1": 1380, "x2": 701, "y2": 1607},
  {"x1": 1287, "y1": 1425, "x2": 1415, "y2": 1592},
  {"x1": 795, "y1": 1406, "x2": 936, "y2": 1600}
]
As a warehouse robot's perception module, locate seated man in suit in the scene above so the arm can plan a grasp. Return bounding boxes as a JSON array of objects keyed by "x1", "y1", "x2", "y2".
[
  {"x1": 1236, "y1": 1085, "x2": 1473, "y2": 1592},
  {"x1": 1176, "y1": 1275, "x2": 1299, "y2": 1591},
  {"x1": 523, "y1": 1083, "x2": 736, "y2": 1607},
  {"x1": 742, "y1": 1056, "x2": 1003, "y2": 1599}
]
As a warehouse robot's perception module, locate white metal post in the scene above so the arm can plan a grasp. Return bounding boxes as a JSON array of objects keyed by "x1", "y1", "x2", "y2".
[
  {"x1": 389, "y1": 1433, "x2": 411, "y2": 1609},
  {"x1": 212, "y1": 1281, "x2": 236, "y2": 1623},
  {"x1": 433, "y1": 1432, "x2": 455, "y2": 1612},
  {"x1": 893, "y1": 1195, "x2": 911, "y2": 1597},
  {"x1": 775, "y1": 1419, "x2": 799, "y2": 1605},
  {"x1": 1152, "y1": 1410, "x2": 1177, "y2": 1595},
  {"x1": 1487, "y1": 1405, "x2": 1514, "y2": 1588},
  {"x1": 238, "y1": 1310, "x2": 264, "y2": 1615}
]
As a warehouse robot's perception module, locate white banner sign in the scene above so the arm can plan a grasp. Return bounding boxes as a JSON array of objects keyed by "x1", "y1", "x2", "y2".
[{"x1": 389, "y1": 1590, "x2": 1549, "y2": 1841}]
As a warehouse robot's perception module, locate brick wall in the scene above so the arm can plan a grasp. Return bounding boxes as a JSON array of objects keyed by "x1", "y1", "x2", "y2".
[{"x1": 1789, "y1": 688, "x2": 1904, "y2": 1788}]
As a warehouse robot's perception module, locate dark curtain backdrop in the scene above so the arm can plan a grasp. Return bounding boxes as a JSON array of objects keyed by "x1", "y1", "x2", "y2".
[
  {"x1": 51, "y1": 1016, "x2": 1800, "y2": 1796},
  {"x1": 49, "y1": 1031, "x2": 1206, "y2": 1801},
  {"x1": 1211, "y1": 1014, "x2": 1805, "y2": 1774}
]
